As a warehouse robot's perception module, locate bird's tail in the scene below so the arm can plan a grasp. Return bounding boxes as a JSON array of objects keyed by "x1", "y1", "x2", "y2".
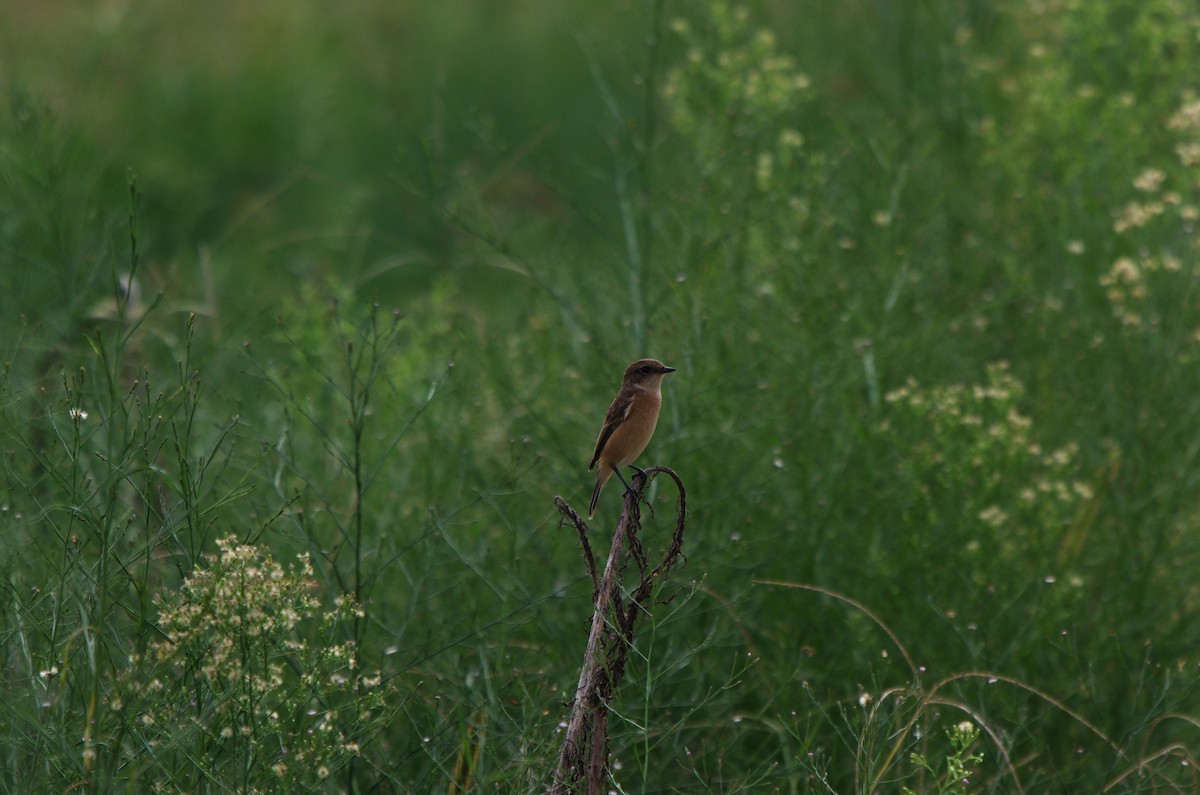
[{"x1": 588, "y1": 470, "x2": 608, "y2": 519}]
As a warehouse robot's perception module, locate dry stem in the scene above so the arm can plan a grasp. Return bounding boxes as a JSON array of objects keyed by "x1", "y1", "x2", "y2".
[{"x1": 550, "y1": 466, "x2": 687, "y2": 794}]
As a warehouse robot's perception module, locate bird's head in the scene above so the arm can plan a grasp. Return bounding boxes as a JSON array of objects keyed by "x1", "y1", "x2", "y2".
[{"x1": 622, "y1": 358, "x2": 676, "y2": 389}]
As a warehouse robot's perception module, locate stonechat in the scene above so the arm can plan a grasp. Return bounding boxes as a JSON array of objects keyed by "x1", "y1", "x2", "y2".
[{"x1": 588, "y1": 358, "x2": 675, "y2": 518}]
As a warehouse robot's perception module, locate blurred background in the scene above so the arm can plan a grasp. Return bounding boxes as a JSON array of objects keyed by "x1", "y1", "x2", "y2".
[{"x1": 2, "y1": 0, "x2": 1200, "y2": 791}]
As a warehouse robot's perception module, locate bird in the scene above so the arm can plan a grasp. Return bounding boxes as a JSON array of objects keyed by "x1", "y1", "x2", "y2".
[{"x1": 588, "y1": 358, "x2": 676, "y2": 518}]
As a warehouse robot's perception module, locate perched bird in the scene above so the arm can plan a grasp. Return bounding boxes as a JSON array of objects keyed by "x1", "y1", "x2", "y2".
[{"x1": 588, "y1": 358, "x2": 676, "y2": 518}]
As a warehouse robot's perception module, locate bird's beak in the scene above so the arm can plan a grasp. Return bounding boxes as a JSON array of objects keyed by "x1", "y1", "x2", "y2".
[{"x1": 662, "y1": 366, "x2": 676, "y2": 373}]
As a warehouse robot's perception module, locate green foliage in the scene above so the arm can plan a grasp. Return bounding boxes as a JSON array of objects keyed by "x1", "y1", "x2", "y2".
[
  {"x1": 905, "y1": 721, "x2": 985, "y2": 795},
  {"x1": 2, "y1": 0, "x2": 1200, "y2": 792},
  {"x1": 880, "y1": 363, "x2": 1095, "y2": 590},
  {"x1": 119, "y1": 537, "x2": 387, "y2": 792}
]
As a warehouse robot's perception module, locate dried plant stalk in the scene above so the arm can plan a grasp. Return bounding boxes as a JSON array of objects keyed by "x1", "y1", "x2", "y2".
[{"x1": 551, "y1": 467, "x2": 687, "y2": 794}]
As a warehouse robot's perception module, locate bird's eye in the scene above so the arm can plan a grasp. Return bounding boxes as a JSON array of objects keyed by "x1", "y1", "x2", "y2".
[{"x1": 640, "y1": 365, "x2": 652, "y2": 373}]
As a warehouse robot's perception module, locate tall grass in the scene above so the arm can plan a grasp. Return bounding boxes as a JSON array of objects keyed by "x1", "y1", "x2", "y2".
[{"x1": 2, "y1": 0, "x2": 1200, "y2": 791}]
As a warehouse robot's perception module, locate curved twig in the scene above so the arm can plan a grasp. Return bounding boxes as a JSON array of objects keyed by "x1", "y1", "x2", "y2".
[
  {"x1": 555, "y1": 496, "x2": 598, "y2": 597},
  {"x1": 752, "y1": 579, "x2": 920, "y2": 682}
]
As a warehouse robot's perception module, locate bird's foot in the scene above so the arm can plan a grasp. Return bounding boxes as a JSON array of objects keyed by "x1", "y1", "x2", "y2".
[{"x1": 611, "y1": 464, "x2": 637, "y2": 495}]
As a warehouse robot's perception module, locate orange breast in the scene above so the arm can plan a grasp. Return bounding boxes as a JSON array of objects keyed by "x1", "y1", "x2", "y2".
[{"x1": 600, "y1": 391, "x2": 662, "y2": 468}]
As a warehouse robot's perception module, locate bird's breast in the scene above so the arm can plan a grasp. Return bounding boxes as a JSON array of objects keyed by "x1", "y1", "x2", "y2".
[{"x1": 605, "y1": 392, "x2": 662, "y2": 467}]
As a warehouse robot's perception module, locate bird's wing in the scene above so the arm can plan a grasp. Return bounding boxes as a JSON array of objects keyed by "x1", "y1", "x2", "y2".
[{"x1": 589, "y1": 390, "x2": 634, "y2": 470}]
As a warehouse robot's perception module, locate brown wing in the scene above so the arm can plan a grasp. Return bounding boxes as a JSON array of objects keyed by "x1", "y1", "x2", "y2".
[{"x1": 589, "y1": 388, "x2": 634, "y2": 470}]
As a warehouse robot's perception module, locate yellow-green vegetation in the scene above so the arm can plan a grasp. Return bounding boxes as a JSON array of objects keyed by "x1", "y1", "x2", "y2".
[
  {"x1": 2, "y1": 0, "x2": 1200, "y2": 791},
  {"x1": 121, "y1": 538, "x2": 387, "y2": 792}
]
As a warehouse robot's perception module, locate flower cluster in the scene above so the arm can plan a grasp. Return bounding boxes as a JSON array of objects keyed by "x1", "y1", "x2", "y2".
[
  {"x1": 1101, "y1": 93, "x2": 1200, "y2": 348},
  {"x1": 1099, "y1": 252, "x2": 1185, "y2": 327},
  {"x1": 661, "y1": 1, "x2": 821, "y2": 261},
  {"x1": 884, "y1": 363, "x2": 1093, "y2": 568},
  {"x1": 663, "y1": 8, "x2": 813, "y2": 158},
  {"x1": 118, "y1": 536, "x2": 388, "y2": 792}
]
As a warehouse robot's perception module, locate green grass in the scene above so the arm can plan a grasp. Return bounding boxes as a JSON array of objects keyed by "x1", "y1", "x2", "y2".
[{"x1": 3, "y1": 0, "x2": 1200, "y2": 791}]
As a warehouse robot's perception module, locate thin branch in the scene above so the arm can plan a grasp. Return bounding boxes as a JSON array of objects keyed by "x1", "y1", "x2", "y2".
[{"x1": 555, "y1": 496, "x2": 599, "y2": 598}]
